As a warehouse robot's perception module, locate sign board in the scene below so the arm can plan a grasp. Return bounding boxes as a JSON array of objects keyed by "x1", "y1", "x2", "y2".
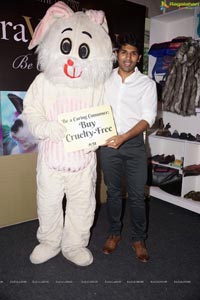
[{"x1": 58, "y1": 105, "x2": 117, "y2": 152}]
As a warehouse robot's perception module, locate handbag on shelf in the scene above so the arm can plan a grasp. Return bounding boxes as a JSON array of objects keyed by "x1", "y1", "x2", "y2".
[
  {"x1": 147, "y1": 164, "x2": 179, "y2": 187},
  {"x1": 159, "y1": 173, "x2": 182, "y2": 196},
  {"x1": 147, "y1": 164, "x2": 182, "y2": 196}
]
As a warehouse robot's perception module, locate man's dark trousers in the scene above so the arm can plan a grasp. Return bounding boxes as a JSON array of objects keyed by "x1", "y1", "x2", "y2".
[{"x1": 99, "y1": 134, "x2": 148, "y2": 242}]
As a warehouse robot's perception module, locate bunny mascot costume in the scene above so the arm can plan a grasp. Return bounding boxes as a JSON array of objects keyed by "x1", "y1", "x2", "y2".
[{"x1": 23, "y1": 1, "x2": 113, "y2": 266}]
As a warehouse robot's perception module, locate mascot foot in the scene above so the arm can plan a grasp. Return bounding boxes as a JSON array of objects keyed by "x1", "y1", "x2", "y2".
[
  {"x1": 30, "y1": 244, "x2": 60, "y2": 264},
  {"x1": 62, "y1": 247, "x2": 93, "y2": 266}
]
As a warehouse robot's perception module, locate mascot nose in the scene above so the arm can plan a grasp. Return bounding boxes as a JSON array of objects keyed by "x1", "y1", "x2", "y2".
[{"x1": 67, "y1": 59, "x2": 74, "y2": 66}]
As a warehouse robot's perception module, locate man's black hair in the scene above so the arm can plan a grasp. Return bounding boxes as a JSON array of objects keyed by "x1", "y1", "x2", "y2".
[{"x1": 116, "y1": 33, "x2": 143, "y2": 55}]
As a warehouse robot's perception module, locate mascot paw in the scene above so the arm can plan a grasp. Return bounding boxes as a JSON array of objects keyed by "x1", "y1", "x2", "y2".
[
  {"x1": 30, "y1": 244, "x2": 60, "y2": 264},
  {"x1": 62, "y1": 247, "x2": 93, "y2": 266},
  {"x1": 84, "y1": 146, "x2": 99, "y2": 154}
]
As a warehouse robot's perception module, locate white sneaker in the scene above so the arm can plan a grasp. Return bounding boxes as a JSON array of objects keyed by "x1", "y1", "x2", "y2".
[
  {"x1": 30, "y1": 244, "x2": 60, "y2": 264},
  {"x1": 62, "y1": 247, "x2": 93, "y2": 266}
]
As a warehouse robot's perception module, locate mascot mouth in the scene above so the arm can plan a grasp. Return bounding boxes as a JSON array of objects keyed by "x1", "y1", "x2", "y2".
[{"x1": 64, "y1": 59, "x2": 82, "y2": 79}]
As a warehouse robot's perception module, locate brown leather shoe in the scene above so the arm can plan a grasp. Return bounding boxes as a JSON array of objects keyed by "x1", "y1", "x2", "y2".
[
  {"x1": 132, "y1": 241, "x2": 149, "y2": 263},
  {"x1": 102, "y1": 235, "x2": 121, "y2": 254}
]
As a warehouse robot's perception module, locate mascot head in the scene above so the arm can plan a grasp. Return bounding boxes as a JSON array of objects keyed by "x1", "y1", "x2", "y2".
[{"x1": 29, "y1": 1, "x2": 113, "y2": 88}]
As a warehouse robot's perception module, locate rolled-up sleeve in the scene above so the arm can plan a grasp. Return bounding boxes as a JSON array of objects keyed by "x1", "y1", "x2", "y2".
[{"x1": 141, "y1": 79, "x2": 157, "y2": 128}]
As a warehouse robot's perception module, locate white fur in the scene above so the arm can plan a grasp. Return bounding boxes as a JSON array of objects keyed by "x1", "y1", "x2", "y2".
[
  {"x1": 36, "y1": 14, "x2": 113, "y2": 88},
  {"x1": 24, "y1": 2, "x2": 113, "y2": 267},
  {"x1": 30, "y1": 244, "x2": 61, "y2": 264},
  {"x1": 62, "y1": 248, "x2": 93, "y2": 266}
]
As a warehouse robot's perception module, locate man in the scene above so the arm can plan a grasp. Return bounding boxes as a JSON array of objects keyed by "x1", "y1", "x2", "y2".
[{"x1": 99, "y1": 33, "x2": 157, "y2": 262}]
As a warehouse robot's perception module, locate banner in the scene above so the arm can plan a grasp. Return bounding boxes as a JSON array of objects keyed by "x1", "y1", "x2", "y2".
[
  {"x1": 0, "y1": 91, "x2": 38, "y2": 155},
  {"x1": 0, "y1": 103, "x2": 2, "y2": 156},
  {"x1": 0, "y1": 0, "x2": 145, "y2": 156},
  {"x1": 0, "y1": 9, "x2": 40, "y2": 155}
]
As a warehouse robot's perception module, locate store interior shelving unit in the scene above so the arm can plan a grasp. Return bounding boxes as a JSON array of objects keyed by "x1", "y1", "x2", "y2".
[{"x1": 147, "y1": 8, "x2": 200, "y2": 214}]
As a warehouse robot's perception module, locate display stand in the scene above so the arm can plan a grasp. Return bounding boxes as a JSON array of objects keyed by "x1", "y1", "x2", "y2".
[{"x1": 147, "y1": 8, "x2": 200, "y2": 214}]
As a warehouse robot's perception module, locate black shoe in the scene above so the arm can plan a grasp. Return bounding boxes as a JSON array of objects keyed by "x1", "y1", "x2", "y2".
[
  {"x1": 151, "y1": 154, "x2": 164, "y2": 162},
  {"x1": 158, "y1": 154, "x2": 175, "y2": 164},
  {"x1": 155, "y1": 118, "x2": 165, "y2": 136},
  {"x1": 196, "y1": 134, "x2": 200, "y2": 142},
  {"x1": 187, "y1": 133, "x2": 196, "y2": 141},
  {"x1": 179, "y1": 132, "x2": 187, "y2": 140},
  {"x1": 171, "y1": 130, "x2": 179, "y2": 139},
  {"x1": 162, "y1": 123, "x2": 171, "y2": 137}
]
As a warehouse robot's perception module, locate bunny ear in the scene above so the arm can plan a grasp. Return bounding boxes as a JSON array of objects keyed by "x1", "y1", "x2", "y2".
[
  {"x1": 7, "y1": 93, "x2": 24, "y2": 114},
  {"x1": 85, "y1": 10, "x2": 109, "y2": 33},
  {"x1": 28, "y1": 1, "x2": 74, "y2": 50}
]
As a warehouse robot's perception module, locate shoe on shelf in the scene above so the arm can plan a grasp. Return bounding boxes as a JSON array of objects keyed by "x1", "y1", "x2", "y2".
[
  {"x1": 150, "y1": 154, "x2": 164, "y2": 163},
  {"x1": 183, "y1": 164, "x2": 200, "y2": 171},
  {"x1": 132, "y1": 241, "x2": 149, "y2": 263},
  {"x1": 183, "y1": 164, "x2": 200, "y2": 177},
  {"x1": 170, "y1": 159, "x2": 183, "y2": 168},
  {"x1": 155, "y1": 129, "x2": 163, "y2": 136},
  {"x1": 196, "y1": 134, "x2": 200, "y2": 142},
  {"x1": 187, "y1": 133, "x2": 196, "y2": 141},
  {"x1": 191, "y1": 192, "x2": 200, "y2": 201},
  {"x1": 171, "y1": 130, "x2": 179, "y2": 139},
  {"x1": 162, "y1": 123, "x2": 171, "y2": 137},
  {"x1": 184, "y1": 190, "x2": 196, "y2": 199},
  {"x1": 155, "y1": 118, "x2": 164, "y2": 136},
  {"x1": 158, "y1": 154, "x2": 175, "y2": 164},
  {"x1": 183, "y1": 169, "x2": 200, "y2": 177},
  {"x1": 179, "y1": 132, "x2": 187, "y2": 140},
  {"x1": 102, "y1": 235, "x2": 121, "y2": 255},
  {"x1": 184, "y1": 191, "x2": 200, "y2": 201}
]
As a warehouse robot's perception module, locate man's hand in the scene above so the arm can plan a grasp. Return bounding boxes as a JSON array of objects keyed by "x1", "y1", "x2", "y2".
[
  {"x1": 102, "y1": 120, "x2": 149, "y2": 149},
  {"x1": 103, "y1": 134, "x2": 126, "y2": 149}
]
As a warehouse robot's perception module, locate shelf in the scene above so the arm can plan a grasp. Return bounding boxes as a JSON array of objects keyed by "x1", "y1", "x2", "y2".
[
  {"x1": 149, "y1": 134, "x2": 185, "y2": 143},
  {"x1": 149, "y1": 134, "x2": 200, "y2": 146},
  {"x1": 147, "y1": 186, "x2": 200, "y2": 214},
  {"x1": 147, "y1": 134, "x2": 185, "y2": 161},
  {"x1": 148, "y1": 8, "x2": 200, "y2": 214},
  {"x1": 150, "y1": 161, "x2": 183, "y2": 172}
]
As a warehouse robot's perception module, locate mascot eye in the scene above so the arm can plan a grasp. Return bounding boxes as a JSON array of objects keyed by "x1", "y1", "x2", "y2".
[
  {"x1": 60, "y1": 38, "x2": 72, "y2": 54},
  {"x1": 78, "y1": 43, "x2": 90, "y2": 59}
]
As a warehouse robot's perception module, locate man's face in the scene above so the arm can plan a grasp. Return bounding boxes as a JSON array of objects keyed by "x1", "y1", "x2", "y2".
[{"x1": 117, "y1": 44, "x2": 141, "y2": 74}]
